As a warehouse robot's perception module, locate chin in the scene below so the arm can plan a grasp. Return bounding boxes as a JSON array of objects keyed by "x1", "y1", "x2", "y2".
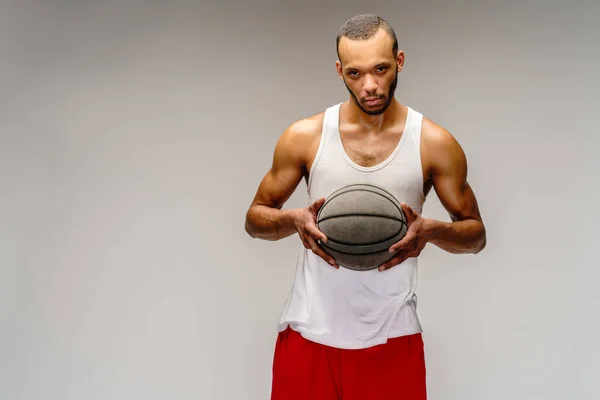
[{"x1": 361, "y1": 103, "x2": 388, "y2": 115}]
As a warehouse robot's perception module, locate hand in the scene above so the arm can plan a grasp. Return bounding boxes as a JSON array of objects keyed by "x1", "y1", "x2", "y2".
[
  {"x1": 378, "y1": 203, "x2": 428, "y2": 272},
  {"x1": 293, "y1": 197, "x2": 339, "y2": 269}
]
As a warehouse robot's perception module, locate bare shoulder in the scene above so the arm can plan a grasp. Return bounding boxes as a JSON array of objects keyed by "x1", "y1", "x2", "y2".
[
  {"x1": 421, "y1": 117, "x2": 467, "y2": 177},
  {"x1": 276, "y1": 111, "x2": 325, "y2": 167},
  {"x1": 422, "y1": 117, "x2": 462, "y2": 152},
  {"x1": 284, "y1": 111, "x2": 324, "y2": 143}
]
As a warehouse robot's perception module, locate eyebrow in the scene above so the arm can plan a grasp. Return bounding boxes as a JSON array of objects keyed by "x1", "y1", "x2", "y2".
[{"x1": 345, "y1": 61, "x2": 392, "y2": 70}]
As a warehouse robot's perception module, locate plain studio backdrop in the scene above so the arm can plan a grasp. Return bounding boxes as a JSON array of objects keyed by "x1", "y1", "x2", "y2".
[{"x1": 1, "y1": 0, "x2": 598, "y2": 399}]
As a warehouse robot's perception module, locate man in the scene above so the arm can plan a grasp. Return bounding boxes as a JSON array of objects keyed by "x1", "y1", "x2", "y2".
[{"x1": 245, "y1": 14, "x2": 486, "y2": 400}]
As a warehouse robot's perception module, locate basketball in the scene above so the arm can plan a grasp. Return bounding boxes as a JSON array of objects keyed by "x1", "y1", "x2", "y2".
[{"x1": 316, "y1": 183, "x2": 408, "y2": 271}]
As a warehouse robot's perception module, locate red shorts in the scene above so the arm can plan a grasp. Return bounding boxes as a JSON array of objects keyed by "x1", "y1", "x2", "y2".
[{"x1": 271, "y1": 326, "x2": 427, "y2": 400}]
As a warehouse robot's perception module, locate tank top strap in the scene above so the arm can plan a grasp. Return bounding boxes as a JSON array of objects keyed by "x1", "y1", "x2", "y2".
[
  {"x1": 397, "y1": 107, "x2": 423, "y2": 166},
  {"x1": 406, "y1": 107, "x2": 423, "y2": 143},
  {"x1": 325, "y1": 102, "x2": 342, "y2": 139},
  {"x1": 307, "y1": 103, "x2": 343, "y2": 193}
]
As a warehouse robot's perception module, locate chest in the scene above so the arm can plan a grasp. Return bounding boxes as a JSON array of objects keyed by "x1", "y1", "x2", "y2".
[{"x1": 340, "y1": 130, "x2": 403, "y2": 168}]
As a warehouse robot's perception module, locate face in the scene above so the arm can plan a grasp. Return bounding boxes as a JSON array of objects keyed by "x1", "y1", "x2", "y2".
[{"x1": 336, "y1": 29, "x2": 404, "y2": 116}]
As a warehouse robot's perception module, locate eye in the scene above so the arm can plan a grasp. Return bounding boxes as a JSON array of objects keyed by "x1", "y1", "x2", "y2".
[
  {"x1": 347, "y1": 70, "x2": 359, "y2": 77},
  {"x1": 376, "y1": 66, "x2": 388, "y2": 73}
]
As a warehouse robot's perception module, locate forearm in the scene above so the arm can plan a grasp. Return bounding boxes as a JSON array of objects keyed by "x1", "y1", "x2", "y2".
[
  {"x1": 245, "y1": 205, "x2": 298, "y2": 241},
  {"x1": 423, "y1": 218, "x2": 486, "y2": 254}
]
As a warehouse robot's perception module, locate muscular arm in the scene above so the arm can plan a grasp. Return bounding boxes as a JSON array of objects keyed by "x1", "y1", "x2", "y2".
[
  {"x1": 244, "y1": 121, "x2": 313, "y2": 241},
  {"x1": 422, "y1": 123, "x2": 486, "y2": 254}
]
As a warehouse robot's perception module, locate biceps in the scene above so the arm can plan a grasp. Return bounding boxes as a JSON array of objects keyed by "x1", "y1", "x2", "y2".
[
  {"x1": 252, "y1": 162, "x2": 304, "y2": 210},
  {"x1": 431, "y1": 152, "x2": 482, "y2": 223},
  {"x1": 249, "y1": 125, "x2": 310, "y2": 210},
  {"x1": 433, "y1": 176, "x2": 482, "y2": 222}
]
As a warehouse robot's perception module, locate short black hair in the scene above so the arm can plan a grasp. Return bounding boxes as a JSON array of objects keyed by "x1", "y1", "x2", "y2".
[{"x1": 336, "y1": 14, "x2": 398, "y2": 60}]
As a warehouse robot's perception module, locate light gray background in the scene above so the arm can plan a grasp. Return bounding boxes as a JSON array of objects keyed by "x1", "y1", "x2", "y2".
[{"x1": 1, "y1": 0, "x2": 598, "y2": 399}]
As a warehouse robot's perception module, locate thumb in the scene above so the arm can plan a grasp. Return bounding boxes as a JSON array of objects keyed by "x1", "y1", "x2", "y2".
[
  {"x1": 401, "y1": 202, "x2": 416, "y2": 223},
  {"x1": 309, "y1": 197, "x2": 326, "y2": 213}
]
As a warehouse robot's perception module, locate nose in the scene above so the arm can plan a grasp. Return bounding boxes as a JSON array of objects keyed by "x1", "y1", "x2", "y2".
[{"x1": 363, "y1": 74, "x2": 378, "y2": 94}]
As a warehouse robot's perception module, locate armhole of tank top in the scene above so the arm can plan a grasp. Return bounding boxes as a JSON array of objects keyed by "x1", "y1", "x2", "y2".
[
  {"x1": 413, "y1": 110, "x2": 426, "y2": 204},
  {"x1": 306, "y1": 106, "x2": 334, "y2": 193}
]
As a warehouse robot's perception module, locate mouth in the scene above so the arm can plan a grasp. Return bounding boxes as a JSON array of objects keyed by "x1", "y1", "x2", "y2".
[{"x1": 363, "y1": 97, "x2": 383, "y2": 106}]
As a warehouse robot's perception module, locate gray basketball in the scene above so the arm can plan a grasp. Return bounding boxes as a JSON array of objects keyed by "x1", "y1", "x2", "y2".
[{"x1": 316, "y1": 183, "x2": 408, "y2": 271}]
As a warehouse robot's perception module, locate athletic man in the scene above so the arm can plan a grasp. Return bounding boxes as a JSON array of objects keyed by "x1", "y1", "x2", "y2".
[{"x1": 245, "y1": 14, "x2": 486, "y2": 400}]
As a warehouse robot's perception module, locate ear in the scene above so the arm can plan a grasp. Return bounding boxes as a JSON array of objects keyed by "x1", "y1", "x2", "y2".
[
  {"x1": 396, "y1": 50, "x2": 405, "y2": 72},
  {"x1": 335, "y1": 60, "x2": 343, "y2": 79}
]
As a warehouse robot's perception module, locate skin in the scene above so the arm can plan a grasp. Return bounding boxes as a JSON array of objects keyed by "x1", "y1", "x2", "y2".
[{"x1": 245, "y1": 28, "x2": 486, "y2": 271}]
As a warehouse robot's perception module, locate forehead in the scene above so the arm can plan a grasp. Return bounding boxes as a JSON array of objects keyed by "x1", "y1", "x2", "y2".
[{"x1": 338, "y1": 28, "x2": 395, "y2": 68}]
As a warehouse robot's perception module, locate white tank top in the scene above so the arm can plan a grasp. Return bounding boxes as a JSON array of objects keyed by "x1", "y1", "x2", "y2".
[{"x1": 277, "y1": 102, "x2": 426, "y2": 349}]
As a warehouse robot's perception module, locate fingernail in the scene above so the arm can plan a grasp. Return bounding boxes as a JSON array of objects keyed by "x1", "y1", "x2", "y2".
[{"x1": 379, "y1": 266, "x2": 385, "y2": 272}]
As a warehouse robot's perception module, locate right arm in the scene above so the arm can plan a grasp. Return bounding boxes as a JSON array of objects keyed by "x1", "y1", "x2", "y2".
[
  {"x1": 244, "y1": 119, "x2": 338, "y2": 267},
  {"x1": 244, "y1": 123, "x2": 305, "y2": 241}
]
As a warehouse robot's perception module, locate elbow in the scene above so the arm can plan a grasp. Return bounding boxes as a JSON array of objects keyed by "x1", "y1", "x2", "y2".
[
  {"x1": 245, "y1": 221, "x2": 253, "y2": 237},
  {"x1": 244, "y1": 209, "x2": 256, "y2": 238},
  {"x1": 245, "y1": 221, "x2": 257, "y2": 238},
  {"x1": 473, "y1": 225, "x2": 486, "y2": 254},
  {"x1": 473, "y1": 238, "x2": 486, "y2": 254}
]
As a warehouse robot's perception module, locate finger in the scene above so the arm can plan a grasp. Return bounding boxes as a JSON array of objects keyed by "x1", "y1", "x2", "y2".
[
  {"x1": 400, "y1": 202, "x2": 417, "y2": 223},
  {"x1": 306, "y1": 223, "x2": 328, "y2": 243},
  {"x1": 378, "y1": 254, "x2": 407, "y2": 272},
  {"x1": 306, "y1": 235, "x2": 338, "y2": 268},
  {"x1": 300, "y1": 236, "x2": 315, "y2": 252},
  {"x1": 313, "y1": 244, "x2": 338, "y2": 268},
  {"x1": 301, "y1": 237, "x2": 310, "y2": 249},
  {"x1": 388, "y1": 238, "x2": 407, "y2": 253},
  {"x1": 388, "y1": 231, "x2": 414, "y2": 253},
  {"x1": 309, "y1": 197, "x2": 326, "y2": 214}
]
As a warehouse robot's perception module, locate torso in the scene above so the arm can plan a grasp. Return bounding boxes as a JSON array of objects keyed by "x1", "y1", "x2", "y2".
[
  {"x1": 299, "y1": 103, "x2": 435, "y2": 197},
  {"x1": 339, "y1": 118, "x2": 405, "y2": 168}
]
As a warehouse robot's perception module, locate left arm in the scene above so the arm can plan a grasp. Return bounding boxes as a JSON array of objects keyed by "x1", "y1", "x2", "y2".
[
  {"x1": 378, "y1": 123, "x2": 486, "y2": 271},
  {"x1": 422, "y1": 125, "x2": 486, "y2": 254}
]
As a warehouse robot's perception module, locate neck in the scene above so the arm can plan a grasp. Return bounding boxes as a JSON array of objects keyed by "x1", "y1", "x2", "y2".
[{"x1": 343, "y1": 97, "x2": 404, "y2": 131}]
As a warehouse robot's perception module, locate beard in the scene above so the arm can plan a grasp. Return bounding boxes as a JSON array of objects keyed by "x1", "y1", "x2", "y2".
[{"x1": 344, "y1": 72, "x2": 398, "y2": 116}]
